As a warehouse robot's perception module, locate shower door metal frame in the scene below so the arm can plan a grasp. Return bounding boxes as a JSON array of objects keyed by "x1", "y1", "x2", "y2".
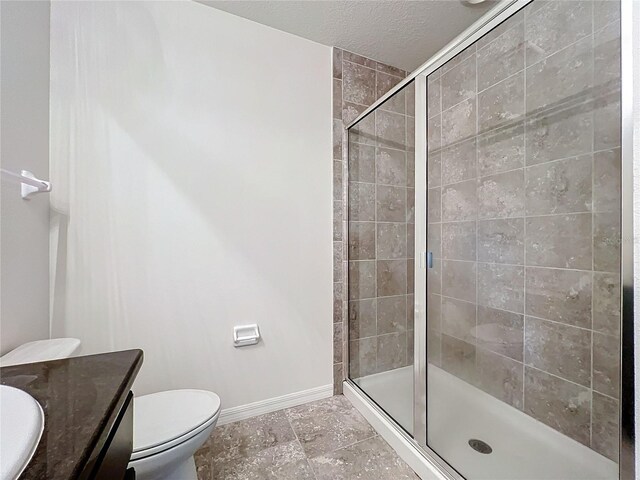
[{"x1": 345, "y1": 0, "x2": 635, "y2": 478}]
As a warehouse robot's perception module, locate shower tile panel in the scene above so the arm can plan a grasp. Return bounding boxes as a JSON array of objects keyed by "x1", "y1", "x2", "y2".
[
  {"x1": 377, "y1": 296, "x2": 408, "y2": 335},
  {"x1": 440, "y1": 53, "x2": 476, "y2": 111},
  {"x1": 477, "y1": 72, "x2": 525, "y2": 132},
  {"x1": 349, "y1": 337, "x2": 377, "y2": 378},
  {"x1": 524, "y1": 316, "x2": 592, "y2": 387},
  {"x1": 477, "y1": 169, "x2": 525, "y2": 219},
  {"x1": 594, "y1": 20, "x2": 622, "y2": 87},
  {"x1": 407, "y1": 151, "x2": 416, "y2": 188},
  {"x1": 441, "y1": 297, "x2": 477, "y2": 344},
  {"x1": 427, "y1": 114, "x2": 442, "y2": 152},
  {"x1": 593, "y1": 148, "x2": 622, "y2": 213},
  {"x1": 477, "y1": 10, "x2": 523, "y2": 49},
  {"x1": 594, "y1": 0, "x2": 620, "y2": 31},
  {"x1": 441, "y1": 335, "x2": 476, "y2": 385},
  {"x1": 342, "y1": 61, "x2": 376, "y2": 106},
  {"x1": 594, "y1": 99, "x2": 622, "y2": 152},
  {"x1": 376, "y1": 223, "x2": 407, "y2": 260},
  {"x1": 525, "y1": 36, "x2": 593, "y2": 114},
  {"x1": 592, "y1": 272, "x2": 621, "y2": 336},
  {"x1": 524, "y1": 104, "x2": 594, "y2": 166},
  {"x1": 477, "y1": 20, "x2": 525, "y2": 91},
  {"x1": 477, "y1": 263, "x2": 524, "y2": 313},
  {"x1": 333, "y1": 242, "x2": 343, "y2": 281},
  {"x1": 441, "y1": 98, "x2": 477, "y2": 147},
  {"x1": 376, "y1": 110, "x2": 406, "y2": 150},
  {"x1": 428, "y1": 187, "x2": 443, "y2": 223},
  {"x1": 348, "y1": 261, "x2": 376, "y2": 300},
  {"x1": 476, "y1": 348, "x2": 523, "y2": 409},
  {"x1": 348, "y1": 182, "x2": 375, "y2": 221},
  {"x1": 377, "y1": 260, "x2": 407, "y2": 297},
  {"x1": 376, "y1": 185, "x2": 406, "y2": 223},
  {"x1": 591, "y1": 392, "x2": 620, "y2": 461},
  {"x1": 525, "y1": 213, "x2": 592, "y2": 269},
  {"x1": 442, "y1": 221, "x2": 477, "y2": 261},
  {"x1": 524, "y1": 155, "x2": 593, "y2": 215},
  {"x1": 333, "y1": 323, "x2": 344, "y2": 364},
  {"x1": 592, "y1": 332, "x2": 621, "y2": 399},
  {"x1": 348, "y1": 299, "x2": 376, "y2": 340},
  {"x1": 348, "y1": 222, "x2": 376, "y2": 261},
  {"x1": 441, "y1": 138, "x2": 477, "y2": 185},
  {"x1": 477, "y1": 122, "x2": 525, "y2": 176},
  {"x1": 348, "y1": 143, "x2": 376, "y2": 183},
  {"x1": 427, "y1": 258, "x2": 442, "y2": 296},
  {"x1": 427, "y1": 76, "x2": 441, "y2": 118},
  {"x1": 442, "y1": 260, "x2": 477, "y2": 304},
  {"x1": 333, "y1": 121, "x2": 343, "y2": 159},
  {"x1": 476, "y1": 306, "x2": 524, "y2": 361},
  {"x1": 524, "y1": 1, "x2": 592, "y2": 66},
  {"x1": 376, "y1": 147, "x2": 407, "y2": 186},
  {"x1": 377, "y1": 333, "x2": 408, "y2": 371},
  {"x1": 406, "y1": 188, "x2": 415, "y2": 223},
  {"x1": 377, "y1": 75, "x2": 405, "y2": 114},
  {"x1": 477, "y1": 218, "x2": 524, "y2": 264},
  {"x1": 442, "y1": 180, "x2": 477, "y2": 222},
  {"x1": 524, "y1": 267, "x2": 592, "y2": 329},
  {"x1": 593, "y1": 213, "x2": 621, "y2": 273},
  {"x1": 523, "y1": 367, "x2": 591, "y2": 447}
]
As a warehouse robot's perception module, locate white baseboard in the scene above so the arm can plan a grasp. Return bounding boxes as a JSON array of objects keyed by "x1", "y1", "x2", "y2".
[
  {"x1": 217, "y1": 384, "x2": 333, "y2": 426},
  {"x1": 343, "y1": 381, "x2": 445, "y2": 480}
]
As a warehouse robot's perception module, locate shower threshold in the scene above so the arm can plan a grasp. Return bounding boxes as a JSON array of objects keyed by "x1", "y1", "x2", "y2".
[{"x1": 353, "y1": 366, "x2": 617, "y2": 480}]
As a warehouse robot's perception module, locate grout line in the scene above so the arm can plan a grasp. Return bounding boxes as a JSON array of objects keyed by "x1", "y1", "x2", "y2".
[
  {"x1": 436, "y1": 290, "x2": 598, "y2": 334},
  {"x1": 285, "y1": 410, "x2": 319, "y2": 480},
  {"x1": 309, "y1": 432, "x2": 380, "y2": 461}
]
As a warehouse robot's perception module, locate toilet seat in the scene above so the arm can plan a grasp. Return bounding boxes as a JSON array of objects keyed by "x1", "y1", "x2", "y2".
[{"x1": 130, "y1": 389, "x2": 221, "y2": 461}]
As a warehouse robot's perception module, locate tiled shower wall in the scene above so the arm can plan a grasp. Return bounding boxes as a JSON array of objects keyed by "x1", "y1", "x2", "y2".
[
  {"x1": 426, "y1": 1, "x2": 621, "y2": 461},
  {"x1": 332, "y1": 48, "x2": 408, "y2": 394}
]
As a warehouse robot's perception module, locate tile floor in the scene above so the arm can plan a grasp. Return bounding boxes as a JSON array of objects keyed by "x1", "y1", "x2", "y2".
[{"x1": 195, "y1": 395, "x2": 419, "y2": 479}]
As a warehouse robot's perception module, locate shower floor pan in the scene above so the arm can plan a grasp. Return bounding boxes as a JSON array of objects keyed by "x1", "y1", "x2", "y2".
[{"x1": 355, "y1": 365, "x2": 617, "y2": 480}]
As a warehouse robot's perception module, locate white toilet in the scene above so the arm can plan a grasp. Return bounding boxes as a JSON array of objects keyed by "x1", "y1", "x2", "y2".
[
  {"x1": 0, "y1": 339, "x2": 221, "y2": 480},
  {"x1": 128, "y1": 389, "x2": 220, "y2": 480}
]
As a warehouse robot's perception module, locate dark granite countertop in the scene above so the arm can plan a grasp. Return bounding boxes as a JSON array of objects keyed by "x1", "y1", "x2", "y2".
[{"x1": 1, "y1": 349, "x2": 143, "y2": 480}]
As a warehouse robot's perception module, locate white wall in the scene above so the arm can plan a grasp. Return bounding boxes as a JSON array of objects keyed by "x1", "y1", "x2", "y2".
[
  {"x1": 49, "y1": 0, "x2": 333, "y2": 408},
  {"x1": 0, "y1": 1, "x2": 51, "y2": 354}
]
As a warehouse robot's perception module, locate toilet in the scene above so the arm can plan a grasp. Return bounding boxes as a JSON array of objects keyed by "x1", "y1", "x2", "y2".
[
  {"x1": 0, "y1": 339, "x2": 221, "y2": 480},
  {"x1": 128, "y1": 389, "x2": 220, "y2": 480}
]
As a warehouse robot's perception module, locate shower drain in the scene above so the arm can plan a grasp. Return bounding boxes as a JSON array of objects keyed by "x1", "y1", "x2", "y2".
[{"x1": 468, "y1": 439, "x2": 493, "y2": 454}]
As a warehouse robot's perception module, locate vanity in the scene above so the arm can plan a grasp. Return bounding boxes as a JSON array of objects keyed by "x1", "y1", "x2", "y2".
[{"x1": 1, "y1": 349, "x2": 143, "y2": 479}]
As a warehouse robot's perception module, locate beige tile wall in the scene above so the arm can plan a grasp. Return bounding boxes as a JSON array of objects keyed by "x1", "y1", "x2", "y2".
[
  {"x1": 332, "y1": 48, "x2": 409, "y2": 394},
  {"x1": 426, "y1": 1, "x2": 621, "y2": 461}
]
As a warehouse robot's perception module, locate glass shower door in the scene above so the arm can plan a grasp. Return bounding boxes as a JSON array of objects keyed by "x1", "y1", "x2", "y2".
[
  {"x1": 425, "y1": 2, "x2": 622, "y2": 479},
  {"x1": 347, "y1": 81, "x2": 416, "y2": 434}
]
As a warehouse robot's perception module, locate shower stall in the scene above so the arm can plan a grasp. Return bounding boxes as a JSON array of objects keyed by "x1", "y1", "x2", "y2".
[{"x1": 344, "y1": 1, "x2": 632, "y2": 478}]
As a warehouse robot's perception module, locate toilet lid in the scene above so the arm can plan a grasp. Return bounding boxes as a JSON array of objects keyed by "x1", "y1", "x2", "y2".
[{"x1": 132, "y1": 389, "x2": 221, "y2": 453}]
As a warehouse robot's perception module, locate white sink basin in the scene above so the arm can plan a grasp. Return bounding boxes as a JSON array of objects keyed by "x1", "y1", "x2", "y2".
[{"x1": 0, "y1": 386, "x2": 44, "y2": 480}]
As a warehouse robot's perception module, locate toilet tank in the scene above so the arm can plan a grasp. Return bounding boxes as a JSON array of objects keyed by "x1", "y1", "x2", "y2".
[{"x1": 0, "y1": 338, "x2": 81, "y2": 367}]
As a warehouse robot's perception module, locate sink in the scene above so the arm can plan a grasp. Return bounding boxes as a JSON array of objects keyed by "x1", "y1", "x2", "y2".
[{"x1": 0, "y1": 385, "x2": 44, "y2": 480}]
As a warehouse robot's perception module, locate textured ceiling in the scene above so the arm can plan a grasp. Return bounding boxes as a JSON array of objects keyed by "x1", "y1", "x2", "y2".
[{"x1": 196, "y1": 0, "x2": 496, "y2": 72}]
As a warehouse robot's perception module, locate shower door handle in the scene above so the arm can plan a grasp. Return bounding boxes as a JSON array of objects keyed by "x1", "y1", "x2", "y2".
[{"x1": 427, "y1": 251, "x2": 433, "y2": 269}]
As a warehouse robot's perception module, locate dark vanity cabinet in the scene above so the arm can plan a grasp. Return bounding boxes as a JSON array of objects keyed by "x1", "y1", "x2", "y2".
[
  {"x1": 82, "y1": 392, "x2": 135, "y2": 480},
  {"x1": 1, "y1": 349, "x2": 143, "y2": 480}
]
